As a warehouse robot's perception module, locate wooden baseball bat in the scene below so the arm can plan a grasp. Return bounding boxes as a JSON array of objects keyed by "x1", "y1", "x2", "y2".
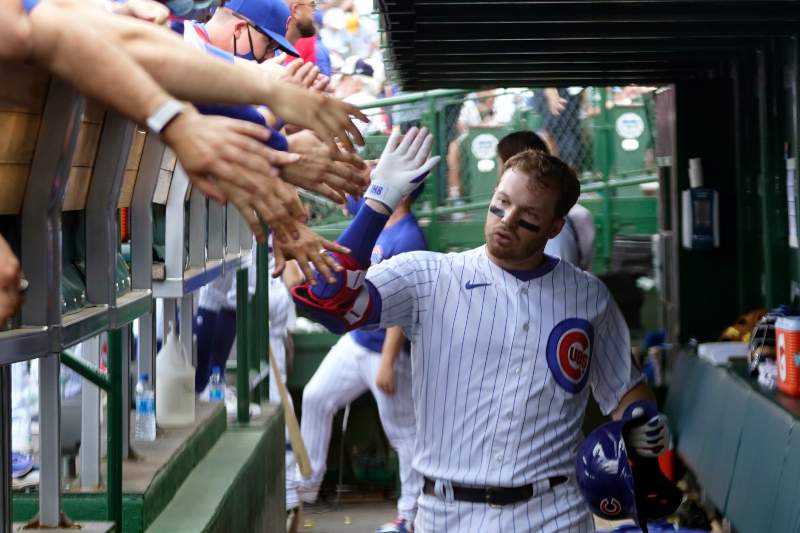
[{"x1": 268, "y1": 346, "x2": 312, "y2": 479}]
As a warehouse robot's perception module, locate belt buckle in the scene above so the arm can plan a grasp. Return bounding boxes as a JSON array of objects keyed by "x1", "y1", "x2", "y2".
[{"x1": 485, "y1": 488, "x2": 502, "y2": 509}]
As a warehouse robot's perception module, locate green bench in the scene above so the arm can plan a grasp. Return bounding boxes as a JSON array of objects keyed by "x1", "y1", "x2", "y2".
[{"x1": 665, "y1": 354, "x2": 800, "y2": 533}]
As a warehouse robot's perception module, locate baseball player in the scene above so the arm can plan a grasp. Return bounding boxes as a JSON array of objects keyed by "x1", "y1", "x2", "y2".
[
  {"x1": 291, "y1": 127, "x2": 670, "y2": 531},
  {"x1": 287, "y1": 190, "x2": 426, "y2": 533},
  {"x1": 497, "y1": 130, "x2": 596, "y2": 271}
]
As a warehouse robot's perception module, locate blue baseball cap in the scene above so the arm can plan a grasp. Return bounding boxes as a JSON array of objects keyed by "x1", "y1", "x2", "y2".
[{"x1": 224, "y1": 0, "x2": 300, "y2": 57}]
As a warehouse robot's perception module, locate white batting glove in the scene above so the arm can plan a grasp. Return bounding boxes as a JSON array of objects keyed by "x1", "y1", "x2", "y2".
[
  {"x1": 627, "y1": 410, "x2": 670, "y2": 458},
  {"x1": 365, "y1": 127, "x2": 441, "y2": 212}
]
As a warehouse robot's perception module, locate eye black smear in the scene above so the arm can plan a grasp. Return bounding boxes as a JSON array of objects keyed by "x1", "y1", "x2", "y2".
[
  {"x1": 489, "y1": 205, "x2": 540, "y2": 232},
  {"x1": 489, "y1": 205, "x2": 505, "y2": 218}
]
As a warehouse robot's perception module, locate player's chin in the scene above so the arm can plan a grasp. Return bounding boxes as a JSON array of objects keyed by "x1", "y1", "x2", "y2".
[{"x1": 486, "y1": 239, "x2": 516, "y2": 259}]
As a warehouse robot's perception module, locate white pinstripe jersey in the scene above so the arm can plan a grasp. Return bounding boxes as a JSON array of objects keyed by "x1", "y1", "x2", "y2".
[{"x1": 366, "y1": 245, "x2": 642, "y2": 487}]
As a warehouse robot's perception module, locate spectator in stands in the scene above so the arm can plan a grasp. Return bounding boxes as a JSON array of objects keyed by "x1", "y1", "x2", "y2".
[
  {"x1": 445, "y1": 90, "x2": 499, "y2": 216},
  {"x1": 285, "y1": 0, "x2": 317, "y2": 44},
  {"x1": 289, "y1": 9, "x2": 332, "y2": 77}
]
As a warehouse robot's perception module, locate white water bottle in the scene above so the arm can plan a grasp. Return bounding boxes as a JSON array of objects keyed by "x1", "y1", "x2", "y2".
[{"x1": 134, "y1": 373, "x2": 156, "y2": 442}]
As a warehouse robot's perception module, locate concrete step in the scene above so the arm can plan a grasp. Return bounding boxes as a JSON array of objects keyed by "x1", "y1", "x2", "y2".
[{"x1": 145, "y1": 404, "x2": 284, "y2": 533}]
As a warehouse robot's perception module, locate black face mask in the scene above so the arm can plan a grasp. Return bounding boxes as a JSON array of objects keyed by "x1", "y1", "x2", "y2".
[
  {"x1": 233, "y1": 25, "x2": 260, "y2": 61},
  {"x1": 489, "y1": 205, "x2": 541, "y2": 232}
]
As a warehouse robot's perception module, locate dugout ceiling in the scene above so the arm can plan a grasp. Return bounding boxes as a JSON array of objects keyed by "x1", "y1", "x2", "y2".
[{"x1": 377, "y1": 0, "x2": 800, "y2": 89}]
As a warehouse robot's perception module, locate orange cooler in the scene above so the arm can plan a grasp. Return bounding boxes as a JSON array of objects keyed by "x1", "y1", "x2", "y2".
[{"x1": 776, "y1": 317, "x2": 800, "y2": 396}]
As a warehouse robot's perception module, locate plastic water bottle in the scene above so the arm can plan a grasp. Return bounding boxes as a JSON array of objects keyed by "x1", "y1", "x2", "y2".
[
  {"x1": 209, "y1": 367, "x2": 224, "y2": 403},
  {"x1": 134, "y1": 373, "x2": 156, "y2": 441}
]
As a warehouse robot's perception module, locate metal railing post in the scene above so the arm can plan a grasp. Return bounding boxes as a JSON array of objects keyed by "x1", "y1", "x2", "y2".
[
  {"x1": 600, "y1": 88, "x2": 615, "y2": 270},
  {"x1": 236, "y1": 268, "x2": 250, "y2": 424},
  {"x1": 79, "y1": 338, "x2": 101, "y2": 487},
  {"x1": 106, "y1": 329, "x2": 123, "y2": 528},
  {"x1": 255, "y1": 240, "x2": 269, "y2": 400},
  {"x1": 0, "y1": 366, "x2": 11, "y2": 533}
]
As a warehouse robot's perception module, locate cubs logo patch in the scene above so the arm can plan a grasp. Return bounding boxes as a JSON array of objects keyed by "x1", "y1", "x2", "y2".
[
  {"x1": 599, "y1": 497, "x2": 622, "y2": 516},
  {"x1": 370, "y1": 245, "x2": 384, "y2": 265},
  {"x1": 546, "y1": 318, "x2": 593, "y2": 393}
]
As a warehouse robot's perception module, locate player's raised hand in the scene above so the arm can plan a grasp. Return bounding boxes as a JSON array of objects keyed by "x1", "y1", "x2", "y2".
[
  {"x1": 365, "y1": 127, "x2": 441, "y2": 212},
  {"x1": 283, "y1": 130, "x2": 368, "y2": 203}
]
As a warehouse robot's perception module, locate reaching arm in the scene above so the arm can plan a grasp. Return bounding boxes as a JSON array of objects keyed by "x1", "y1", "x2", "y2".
[
  {"x1": 47, "y1": 0, "x2": 368, "y2": 151},
  {"x1": 27, "y1": 0, "x2": 172, "y2": 125},
  {"x1": 21, "y1": 1, "x2": 308, "y2": 243}
]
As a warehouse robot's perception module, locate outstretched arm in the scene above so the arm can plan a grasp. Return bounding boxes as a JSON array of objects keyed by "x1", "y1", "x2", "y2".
[{"x1": 47, "y1": 0, "x2": 367, "y2": 152}]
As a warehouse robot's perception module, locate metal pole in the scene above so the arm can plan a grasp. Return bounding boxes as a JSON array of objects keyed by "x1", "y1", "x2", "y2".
[
  {"x1": 20, "y1": 79, "x2": 84, "y2": 528},
  {"x1": 188, "y1": 188, "x2": 206, "y2": 271},
  {"x1": 208, "y1": 202, "x2": 224, "y2": 264},
  {"x1": 600, "y1": 88, "x2": 614, "y2": 271},
  {"x1": 63, "y1": 348, "x2": 109, "y2": 391},
  {"x1": 38, "y1": 353, "x2": 62, "y2": 526},
  {"x1": 137, "y1": 312, "x2": 156, "y2": 406},
  {"x1": 357, "y1": 89, "x2": 468, "y2": 111},
  {"x1": 180, "y1": 294, "x2": 194, "y2": 368},
  {"x1": 0, "y1": 365, "x2": 11, "y2": 533},
  {"x1": 85, "y1": 112, "x2": 134, "y2": 307},
  {"x1": 106, "y1": 329, "x2": 123, "y2": 528},
  {"x1": 120, "y1": 326, "x2": 131, "y2": 459},
  {"x1": 78, "y1": 339, "x2": 102, "y2": 488},
  {"x1": 163, "y1": 166, "x2": 190, "y2": 281},
  {"x1": 247, "y1": 288, "x2": 259, "y2": 404},
  {"x1": 256, "y1": 240, "x2": 269, "y2": 400},
  {"x1": 236, "y1": 268, "x2": 250, "y2": 424}
]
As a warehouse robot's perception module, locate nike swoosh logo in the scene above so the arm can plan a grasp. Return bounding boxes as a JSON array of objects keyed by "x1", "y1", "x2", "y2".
[{"x1": 465, "y1": 281, "x2": 492, "y2": 290}]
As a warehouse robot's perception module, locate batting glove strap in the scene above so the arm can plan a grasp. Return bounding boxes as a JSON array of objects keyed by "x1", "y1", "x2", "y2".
[
  {"x1": 627, "y1": 414, "x2": 670, "y2": 458},
  {"x1": 364, "y1": 179, "x2": 407, "y2": 214}
]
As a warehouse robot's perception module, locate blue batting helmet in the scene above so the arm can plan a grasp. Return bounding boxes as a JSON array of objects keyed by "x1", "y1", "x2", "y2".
[{"x1": 575, "y1": 417, "x2": 681, "y2": 533}]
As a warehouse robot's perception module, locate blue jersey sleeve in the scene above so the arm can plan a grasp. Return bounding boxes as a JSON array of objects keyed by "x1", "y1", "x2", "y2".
[
  {"x1": 383, "y1": 217, "x2": 427, "y2": 259},
  {"x1": 345, "y1": 196, "x2": 365, "y2": 216}
]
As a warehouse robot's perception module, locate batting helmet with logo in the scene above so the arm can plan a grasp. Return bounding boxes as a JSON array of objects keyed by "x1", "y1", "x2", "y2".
[{"x1": 575, "y1": 417, "x2": 681, "y2": 533}]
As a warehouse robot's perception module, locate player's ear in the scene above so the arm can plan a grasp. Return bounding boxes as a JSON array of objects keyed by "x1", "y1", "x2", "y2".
[{"x1": 547, "y1": 216, "x2": 565, "y2": 239}]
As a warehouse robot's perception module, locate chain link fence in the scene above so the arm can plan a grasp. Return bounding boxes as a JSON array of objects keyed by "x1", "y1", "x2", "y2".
[{"x1": 307, "y1": 87, "x2": 660, "y2": 267}]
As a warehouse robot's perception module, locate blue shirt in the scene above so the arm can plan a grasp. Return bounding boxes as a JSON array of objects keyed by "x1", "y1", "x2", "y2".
[
  {"x1": 350, "y1": 213, "x2": 426, "y2": 353},
  {"x1": 315, "y1": 38, "x2": 332, "y2": 77}
]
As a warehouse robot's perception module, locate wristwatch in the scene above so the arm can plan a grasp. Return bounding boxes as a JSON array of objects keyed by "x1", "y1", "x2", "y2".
[{"x1": 146, "y1": 99, "x2": 186, "y2": 135}]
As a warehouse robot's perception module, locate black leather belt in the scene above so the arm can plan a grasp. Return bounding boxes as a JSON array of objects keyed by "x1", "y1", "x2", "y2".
[{"x1": 422, "y1": 476, "x2": 568, "y2": 506}]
